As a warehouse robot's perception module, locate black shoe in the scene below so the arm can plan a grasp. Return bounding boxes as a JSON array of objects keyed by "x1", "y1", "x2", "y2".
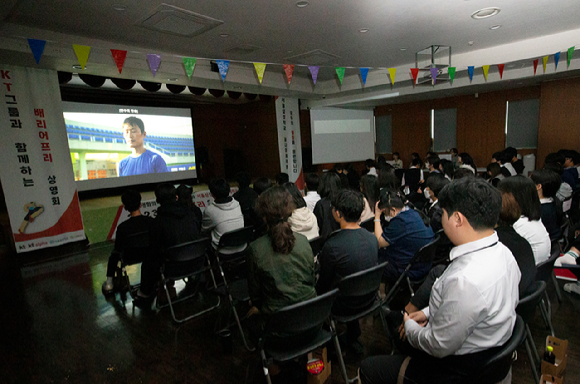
[{"x1": 132, "y1": 294, "x2": 155, "y2": 310}]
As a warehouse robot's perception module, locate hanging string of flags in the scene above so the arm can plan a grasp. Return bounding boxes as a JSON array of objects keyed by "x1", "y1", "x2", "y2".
[{"x1": 25, "y1": 38, "x2": 576, "y2": 87}]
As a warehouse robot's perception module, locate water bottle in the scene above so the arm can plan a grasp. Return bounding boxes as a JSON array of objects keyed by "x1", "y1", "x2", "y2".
[{"x1": 543, "y1": 345, "x2": 556, "y2": 365}]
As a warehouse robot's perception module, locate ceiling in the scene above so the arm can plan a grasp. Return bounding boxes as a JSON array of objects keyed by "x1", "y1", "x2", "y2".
[{"x1": 1, "y1": 0, "x2": 579, "y2": 107}]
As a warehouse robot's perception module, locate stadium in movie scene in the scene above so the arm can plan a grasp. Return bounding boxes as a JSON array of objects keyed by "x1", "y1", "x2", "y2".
[{"x1": 62, "y1": 102, "x2": 196, "y2": 185}]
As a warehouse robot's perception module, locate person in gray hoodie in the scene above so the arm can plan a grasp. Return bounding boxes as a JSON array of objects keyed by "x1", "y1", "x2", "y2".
[
  {"x1": 202, "y1": 178, "x2": 245, "y2": 254},
  {"x1": 283, "y1": 182, "x2": 320, "y2": 240}
]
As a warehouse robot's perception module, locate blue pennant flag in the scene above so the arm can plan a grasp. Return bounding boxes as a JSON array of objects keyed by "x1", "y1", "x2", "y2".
[
  {"x1": 359, "y1": 68, "x2": 369, "y2": 85},
  {"x1": 216, "y1": 60, "x2": 230, "y2": 82},
  {"x1": 468, "y1": 66, "x2": 475, "y2": 82},
  {"x1": 554, "y1": 52, "x2": 561, "y2": 70},
  {"x1": 28, "y1": 39, "x2": 46, "y2": 64}
]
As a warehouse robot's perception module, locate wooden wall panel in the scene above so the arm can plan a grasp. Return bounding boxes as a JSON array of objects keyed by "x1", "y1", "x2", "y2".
[{"x1": 390, "y1": 103, "x2": 432, "y2": 166}]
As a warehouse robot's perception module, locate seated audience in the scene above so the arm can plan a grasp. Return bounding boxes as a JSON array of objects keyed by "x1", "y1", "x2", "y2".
[
  {"x1": 496, "y1": 150, "x2": 517, "y2": 176},
  {"x1": 531, "y1": 169, "x2": 564, "y2": 240},
  {"x1": 425, "y1": 155, "x2": 441, "y2": 176},
  {"x1": 317, "y1": 189, "x2": 379, "y2": 354},
  {"x1": 283, "y1": 182, "x2": 319, "y2": 240},
  {"x1": 392, "y1": 152, "x2": 403, "y2": 169},
  {"x1": 345, "y1": 163, "x2": 362, "y2": 190},
  {"x1": 275, "y1": 172, "x2": 290, "y2": 186},
  {"x1": 450, "y1": 148, "x2": 459, "y2": 169},
  {"x1": 233, "y1": 172, "x2": 259, "y2": 224},
  {"x1": 314, "y1": 172, "x2": 342, "y2": 241},
  {"x1": 544, "y1": 160, "x2": 572, "y2": 208},
  {"x1": 359, "y1": 174, "x2": 380, "y2": 223},
  {"x1": 453, "y1": 168, "x2": 475, "y2": 180},
  {"x1": 411, "y1": 152, "x2": 424, "y2": 169},
  {"x1": 303, "y1": 172, "x2": 321, "y2": 211},
  {"x1": 560, "y1": 149, "x2": 580, "y2": 191},
  {"x1": 556, "y1": 236, "x2": 580, "y2": 295},
  {"x1": 202, "y1": 178, "x2": 245, "y2": 254},
  {"x1": 102, "y1": 189, "x2": 155, "y2": 295},
  {"x1": 498, "y1": 176, "x2": 551, "y2": 265},
  {"x1": 360, "y1": 177, "x2": 520, "y2": 384},
  {"x1": 423, "y1": 175, "x2": 449, "y2": 233},
  {"x1": 486, "y1": 162, "x2": 504, "y2": 187},
  {"x1": 176, "y1": 184, "x2": 202, "y2": 230},
  {"x1": 373, "y1": 189, "x2": 434, "y2": 289},
  {"x1": 402, "y1": 157, "x2": 424, "y2": 194},
  {"x1": 365, "y1": 158, "x2": 378, "y2": 176},
  {"x1": 505, "y1": 147, "x2": 525, "y2": 175},
  {"x1": 457, "y1": 152, "x2": 476, "y2": 174},
  {"x1": 377, "y1": 165, "x2": 399, "y2": 192},
  {"x1": 253, "y1": 177, "x2": 272, "y2": 195},
  {"x1": 438, "y1": 159, "x2": 453, "y2": 180}
]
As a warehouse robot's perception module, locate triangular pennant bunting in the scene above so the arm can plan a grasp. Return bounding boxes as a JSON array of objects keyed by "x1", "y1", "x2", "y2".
[
  {"x1": 216, "y1": 60, "x2": 230, "y2": 82},
  {"x1": 568, "y1": 47, "x2": 575, "y2": 68},
  {"x1": 110, "y1": 49, "x2": 127, "y2": 74},
  {"x1": 533, "y1": 59, "x2": 539, "y2": 75},
  {"x1": 430, "y1": 67, "x2": 438, "y2": 85},
  {"x1": 542, "y1": 56, "x2": 548, "y2": 73},
  {"x1": 335, "y1": 67, "x2": 345, "y2": 84},
  {"x1": 308, "y1": 66, "x2": 320, "y2": 84},
  {"x1": 410, "y1": 68, "x2": 419, "y2": 85},
  {"x1": 448, "y1": 67, "x2": 456, "y2": 84},
  {"x1": 72, "y1": 44, "x2": 91, "y2": 70},
  {"x1": 468, "y1": 66, "x2": 474, "y2": 82},
  {"x1": 497, "y1": 64, "x2": 505, "y2": 79},
  {"x1": 27, "y1": 39, "x2": 46, "y2": 64},
  {"x1": 254, "y1": 62, "x2": 267, "y2": 84},
  {"x1": 182, "y1": 57, "x2": 196, "y2": 78},
  {"x1": 482, "y1": 65, "x2": 490, "y2": 81},
  {"x1": 146, "y1": 54, "x2": 161, "y2": 77},
  {"x1": 554, "y1": 52, "x2": 560, "y2": 70},
  {"x1": 359, "y1": 68, "x2": 369, "y2": 85},
  {"x1": 387, "y1": 68, "x2": 397, "y2": 84},
  {"x1": 283, "y1": 64, "x2": 295, "y2": 84}
]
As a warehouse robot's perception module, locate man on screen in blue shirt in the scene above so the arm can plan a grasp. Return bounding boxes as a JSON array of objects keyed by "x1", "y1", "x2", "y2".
[{"x1": 117, "y1": 116, "x2": 168, "y2": 177}]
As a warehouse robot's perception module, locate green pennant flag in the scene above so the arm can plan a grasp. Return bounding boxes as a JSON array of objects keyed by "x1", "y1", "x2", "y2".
[
  {"x1": 335, "y1": 67, "x2": 345, "y2": 84},
  {"x1": 182, "y1": 57, "x2": 196, "y2": 78},
  {"x1": 448, "y1": 67, "x2": 456, "y2": 84},
  {"x1": 568, "y1": 46, "x2": 575, "y2": 68}
]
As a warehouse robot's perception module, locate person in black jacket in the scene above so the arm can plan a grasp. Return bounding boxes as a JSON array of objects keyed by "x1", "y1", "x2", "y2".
[
  {"x1": 313, "y1": 172, "x2": 342, "y2": 241},
  {"x1": 531, "y1": 169, "x2": 564, "y2": 240}
]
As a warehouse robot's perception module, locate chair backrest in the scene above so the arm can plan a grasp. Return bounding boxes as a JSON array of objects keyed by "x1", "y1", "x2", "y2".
[
  {"x1": 410, "y1": 234, "x2": 440, "y2": 266},
  {"x1": 536, "y1": 239, "x2": 561, "y2": 283},
  {"x1": 217, "y1": 226, "x2": 254, "y2": 248},
  {"x1": 308, "y1": 236, "x2": 325, "y2": 257},
  {"x1": 516, "y1": 280, "x2": 546, "y2": 324},
  {"x1": 264, "y1": 289, "x2": 338, "y2": 335},
  {"x1": 164, "y1": 237, "x2": 210, "y2": 263},
  {"x1": 360, "y1": 218, "x2": 375, "y2": 233},
  {"x1": 121, "y1": 231, "x2": 154, "y2": 264},
  {"x1": 335, "y1": 262, "x2": 388, "y2": 297}
]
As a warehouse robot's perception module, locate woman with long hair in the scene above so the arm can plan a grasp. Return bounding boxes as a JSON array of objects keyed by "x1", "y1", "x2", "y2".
[
  {"x1": 359, "y1": 174, "x2": 380, "y2": 222},
  {"x1": 283, "y1": 182, "x2": 319, "y2": 240},
  {"x1": 314, "y1": 171, "x2": 342, "y2": 240},
  {"x1": 497, "y1": 176, "x2": 551, "y2": 264},
  {"x1": 458, "y1": 152, "x2": 477, "y2": 174}
]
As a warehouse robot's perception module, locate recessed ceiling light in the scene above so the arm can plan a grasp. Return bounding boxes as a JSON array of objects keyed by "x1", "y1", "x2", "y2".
[
  {"x1": 296, "y1": 1, "x2": 309, "y2": 7},
  {"x1": 468, "y1": 41, "x2": 474, "y2": 46},
  {"x1": 400, "y1": 48, "x2": 407, "y2": 51},
  {"x1": 72, "y1": 64, "x2": 84, "y2": 70},
  {"x1": 471, "y1": 7, "x2": 501, "y2": 19},
  {"x1": 489, "y1": 25, "x2": 501, "y2": 30},
  {"x1": 220, "y1": 33, "x2": 229, "y2": 38},
  {"x1": 168, "y1": 78, "x2": 179, "y2": 82},
  {"x1": 112, "y1": 4, "x2": 126, "y2": 11},
  {"x1": 359, "y1": 28, "x2": 369, "y2": 33}
]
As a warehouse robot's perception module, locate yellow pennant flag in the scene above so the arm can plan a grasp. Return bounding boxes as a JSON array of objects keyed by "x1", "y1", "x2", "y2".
[
  {"x1": 542, "y1": 56, "x2": 549, "y2": 73},
  {"x1": 254, "y1": 63, "x2": 267, "y2": 84},
  {"x1": 73, "y1": 44, "x2": 91, "y2": 69},
  {"x1": 482, "y1": 65, "x2": 490, "y2": 81},
  {"x1": 388, "y1": 68, "x2": 397, "y2": 84}
]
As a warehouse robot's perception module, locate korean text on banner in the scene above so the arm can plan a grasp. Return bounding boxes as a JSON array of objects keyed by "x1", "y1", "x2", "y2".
[
  {"x1": 275, "y1": 98, "x2": 304, "y2": 189},
  {"x1": 0, "y1": 66, "x2": 85, "y2": 253}
]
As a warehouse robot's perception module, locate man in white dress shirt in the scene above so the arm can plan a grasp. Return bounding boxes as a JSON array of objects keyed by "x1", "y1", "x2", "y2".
[{"x1": 359, "y1": 177, "x2": 521, "y2": 384}]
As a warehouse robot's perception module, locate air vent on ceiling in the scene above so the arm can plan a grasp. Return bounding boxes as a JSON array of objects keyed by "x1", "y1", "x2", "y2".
[
  {"x1": 285, "y1": 49, "x2": 341, "y2": 65},
  {"x1": 139, "y1": 3, "x2": 224, "y2": 37}
]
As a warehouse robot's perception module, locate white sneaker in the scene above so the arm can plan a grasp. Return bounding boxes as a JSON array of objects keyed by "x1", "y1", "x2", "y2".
[
  {"x1": 563, "y1": 282, "x2": 580, "y2": 296},
  {"x1": 555, "y1": 253, "x2": 577, "y2": 267}
]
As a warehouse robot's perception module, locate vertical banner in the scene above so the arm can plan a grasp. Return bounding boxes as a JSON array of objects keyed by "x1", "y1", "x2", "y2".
[
  {"x1": 0, "y1": 66, "x2": 85, "y2": 253},
  {"x1": 275, "y1": 97, "x2": 304, "y2": 189}
]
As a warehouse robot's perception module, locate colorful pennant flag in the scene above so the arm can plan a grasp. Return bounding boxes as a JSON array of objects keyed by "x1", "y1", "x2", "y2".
[
  {"x1": 448, "y1": 67, "x2": 456, "y2": 84},
  {"x1": 360, "y1": 68, "x2": 369, "y2": 85},
  {"x1": 429, "y1": 68, "x2": 438, "y2": 85},
  {"x1": 568, "y1": 47, "x2": 575, "y2": 68},
  {"x1": 308, "y1": 66, "x2": 320, "y2": 84},
  {"x1": 216, "y1": 60, "x2": 230, "y2": 82},
  {"x1": 497, "y1": 64, "x2": 505, "y2": 79},
  {"x1": 335, "y1": 67, "x2": 345, "y2": 84},
  {"x1": 542, "y1": 56, "x2": 548, "y2": 73},
  {"x1": 482, "y1": 65, "x2": 490, "y2": 81},
  {"x1": 387, "y1": 68, "x2": 397, "y2": 84},
  {"x1": 72, "y1": 44, "x2": 91, "y2": 70},
  {"x1": 410, "y1": 68, "x2": 419, "y2": 85},
  {"x1": 111, "y1": 49, "x2": 127, "y2": 74},
  {"x1": 533, "y1": 59, "x2": 539, "y2": 75},
  {"x1": 182, "y1": 57, "x2": 196, "y2": 78},
  {"x1": 554, "y1": 52, "x2": 560, "y2": 71},
  {"x1": 27, "y1": 39, "x2": 46, "y2": 64},
  {"x1": 146, "y1": 54, "x2": 161, "y2": 77},
  {"x1": 283, "y1": 64, "x2": 295, "y2": 84},
  {"x1": 468, "y1": 66, "x2": 474, "y2": 82},
  {"x1": 254, "y1": 62, "x2": 267, "y2": 84}
]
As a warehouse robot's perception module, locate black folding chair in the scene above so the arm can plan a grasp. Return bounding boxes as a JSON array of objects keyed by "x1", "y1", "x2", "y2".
[
  {"x1": 156, "y1": 237, "x2": 220, "y2": 323},
  {"x1": 359, "y1": 218, "x2": 375, "y2": 233},
  {"x1": 516, "y1": 280, "x2": 547, "y2": 384},
  {"x1": 308, "y1": 235, "x2": 325, "y2": 258},
  {"x1": 259, "y1": 289, "x2": 349, "y2": 384},
  {"x1": 214, "y1": 226, "x2": 255, "y2": 351},
  {"x1": 535, "y1": 239, "x2": 561, "y2": 336},
  {"x1": 119, "y1": 231, "x2": 158, "y2": 296},
  {"x1": 383, "y1": 235, "x2": 441, "y2": 306}
]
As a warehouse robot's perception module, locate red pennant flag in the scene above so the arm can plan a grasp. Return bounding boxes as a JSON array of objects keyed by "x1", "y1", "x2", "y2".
[
  {"x1": 410, "y1": 68, "x2": 419, "y2": 85},
  {"x1": 110, "y1": 49, "x2": 127, "y2": 74},
  {"x1": 283, "y1": 64, "x2": 295, "y2": 84},
  {"x1": 533, "y1": 59, "x2": 539, "y2": 75},
  {"x1": 497, "y1": 64, "x2": 505, "y2": 79}
]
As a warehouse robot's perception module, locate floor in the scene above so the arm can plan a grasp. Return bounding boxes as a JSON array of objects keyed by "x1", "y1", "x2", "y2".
[{"x1": 1, "y1": 242, "x2": 579, "y2": 384}]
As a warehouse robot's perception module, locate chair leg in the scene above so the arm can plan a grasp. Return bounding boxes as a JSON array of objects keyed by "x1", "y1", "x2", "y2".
[
  {"x1": 330, "y1": 319, "x2": 351, "y2": 384},
  {"x1": 229, "y1": 294, "x2": 255, "y2": 351},
  {"x1": 526, "y1": 324, "x2": 541, "y2": 367},
  {"x1": 552, "y1": 271, "x2": 563, "y2": 303},
  {"x1": 260, "y1": 349, "x2": 273, "y2": 384},
  {"x1": 378, "y1": 305, "x2": 396, "y2": 355},
  {"x1": 524, "y1": 333, "x2": 540, "y2": 384},
  {"x1": 539, "y1": 298, "x2": 555, "y2": 337}
]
